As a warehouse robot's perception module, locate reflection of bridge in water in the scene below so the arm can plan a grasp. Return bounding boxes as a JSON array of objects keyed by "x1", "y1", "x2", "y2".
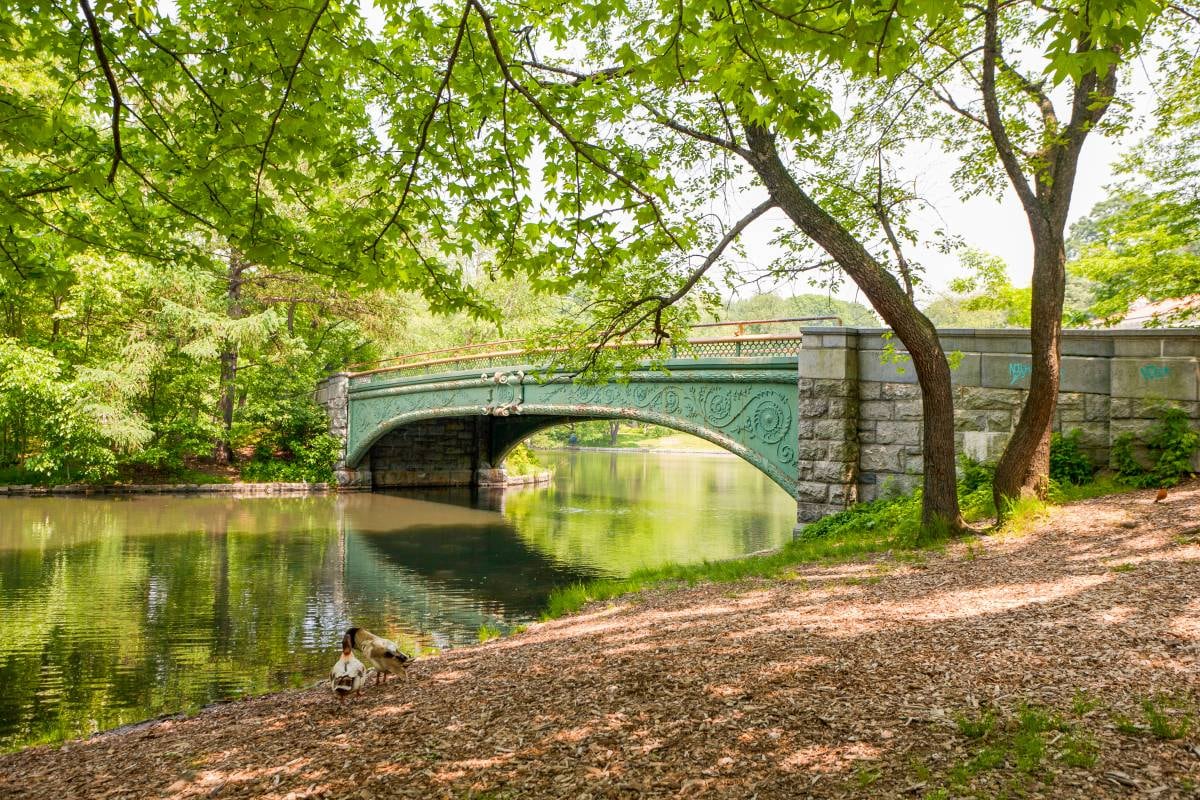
[
  {"x1": 317, "y1": 320, "x2": 827, "y2": 499},
  {"x1": 321, "y1": 491, "x2": 602, "y2": 648}
]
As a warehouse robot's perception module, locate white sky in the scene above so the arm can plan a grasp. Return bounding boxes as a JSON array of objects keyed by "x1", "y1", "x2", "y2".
[
  {"x1": 728, "y1": 63, "x2": 1161, "y2": 309},
  {"x1": 725, "y1": 113, "x2": 1143, "y2": 309}
]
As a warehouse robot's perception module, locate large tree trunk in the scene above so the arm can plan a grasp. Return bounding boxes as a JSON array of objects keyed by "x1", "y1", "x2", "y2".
[
  {"x1": 977, "y1": 0, "x2": 1118, "y2": 516},
  {"x1": 214, "y1": 253, "x2": 246, "y2": 465},
  {"x1": 992, "y1": 230, "x2": 1065, "y2": 507},
  {"x1": 743, "y1": 123, "x2": 964, "y2": 532}
]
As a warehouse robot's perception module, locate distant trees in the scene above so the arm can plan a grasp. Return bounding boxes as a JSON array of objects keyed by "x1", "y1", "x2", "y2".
[
  {"x1": 722, "y1": 294, "x2": 879, "y2": 329},
  {"x1": 1066, "y1": 54, "x2": 1200, "y2": 328}
]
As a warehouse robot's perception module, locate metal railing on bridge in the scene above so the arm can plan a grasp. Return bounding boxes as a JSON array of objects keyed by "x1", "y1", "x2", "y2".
[{"x1": 347, "y1": 316, "x2": 841, "y2": 380}]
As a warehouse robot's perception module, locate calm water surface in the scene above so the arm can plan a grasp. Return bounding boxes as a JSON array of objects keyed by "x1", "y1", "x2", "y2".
[{"x1": 0, "y1": 449, "x2": 794, "y2": 749}]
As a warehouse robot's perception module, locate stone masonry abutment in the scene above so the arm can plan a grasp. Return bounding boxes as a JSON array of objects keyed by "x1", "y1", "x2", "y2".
[{"x1": 795, "y1": 328, "x2": 1200, "y2": 527}]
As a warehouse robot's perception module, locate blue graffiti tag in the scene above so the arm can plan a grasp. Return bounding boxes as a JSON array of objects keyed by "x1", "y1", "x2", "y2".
[
  {"x1": 1008, "y1": 362, "x2": 1032, "y2": 385},
  {"x1": 1140, "y1": 364, "x2": 1171, "y2": 381}
]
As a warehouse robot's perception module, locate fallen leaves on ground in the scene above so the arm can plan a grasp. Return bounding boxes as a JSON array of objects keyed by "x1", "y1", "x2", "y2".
[{"x1": 1, "y1": 483, "x2": 1198, "y2": 799}]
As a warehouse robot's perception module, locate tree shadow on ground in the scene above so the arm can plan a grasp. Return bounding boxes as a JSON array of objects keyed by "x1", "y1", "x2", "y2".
[{"x1": 1, "y1": 484, "x2": 1198, "y2": 799}]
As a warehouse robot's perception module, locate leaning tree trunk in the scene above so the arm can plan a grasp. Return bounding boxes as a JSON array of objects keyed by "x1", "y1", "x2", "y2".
[
  {"x1": 992, "y1": 229, "x2": 1066, "y2": 509},
  {"x1": 743, "y1": 123, "x2": 965, "y2": 532}
]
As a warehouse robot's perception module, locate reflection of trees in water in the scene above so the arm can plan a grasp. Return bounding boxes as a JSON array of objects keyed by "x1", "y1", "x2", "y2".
[
  {"x1": 346, "y1": 522, "x2": 600, "y2": 616},
  {"x1": 0, "y1": 462, "x2": 792, "y2": 749}
]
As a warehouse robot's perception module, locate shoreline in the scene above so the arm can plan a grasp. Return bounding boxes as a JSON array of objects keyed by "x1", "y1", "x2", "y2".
[
  {"x1": 0, "y1": 480, "x2": 339, "y2": 497},
  {"x1": 0, "y1": 469, "x2": 554, "y2": 498},
  {"x1": 1, "y1": 483, "x2": 1195, "y2": 797}
]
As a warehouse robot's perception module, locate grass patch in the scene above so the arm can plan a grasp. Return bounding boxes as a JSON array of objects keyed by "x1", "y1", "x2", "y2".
[
  {"x1": 922, "y1": 696, "x2": 1126, "y2": 795},
  {"x1": 1049, "y1": 473, "x2": 1131, "y2": 502},
  {"x1": 1111, "y1": 696, "x2": 1194, "y2": 739},
  {"x1": 955, "y1": 709, "x2": 996, "y2": 739},
  {"x1": 1110, "y1": 562, "x2": 1137, "y2": 573},
  {"x1": 1071, "y1": 690, "x2": 1100, "y2": 716},
  {"x1": 1060, "y1": 732, "x2": 1098, "y2": 768},
  {"x1": 853, "y1": 765, "x2": 881, "y2": 788},
  {"x1": 541, "y1": 468, "x2": 1136, "y2": 621},
  {"x1": 476, "y1": 622, "x2": 503, "y2": 643},
  {"x1": 1142, "y1": 697, "x2": 1192, "y2": 740}
]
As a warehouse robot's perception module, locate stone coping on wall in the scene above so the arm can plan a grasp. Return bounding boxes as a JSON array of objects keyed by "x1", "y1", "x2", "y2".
[
  {"x1": 800, "y1": 326, "x2": 1200, "y2": 357},
  {"x1": 0, "y1": 481, "x2": 347, "y2": 497},
  {"x1": 799, "y1": 326, "x2": 1200, "y2": 401}
]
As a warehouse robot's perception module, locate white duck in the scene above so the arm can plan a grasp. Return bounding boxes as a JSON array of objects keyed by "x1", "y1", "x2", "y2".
[
  {"x1": 346, "y1": 626, "x2": 410, "y2": 684},
  {"x1": 329, "y1": 632, "x2": 367, "y2": 703}
]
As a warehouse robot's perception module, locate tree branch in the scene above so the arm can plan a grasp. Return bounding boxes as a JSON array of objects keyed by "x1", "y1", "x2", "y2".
[
  {"x1": 996, "y1": 54, "x2": 1058, "y2": 129},
  {"x1": 981, "y1": 0, "x2": 1042, "y2": 222},
  {"x1": 467, "y1": 0, "x2": 684, "y2": 252},
  {"x1": 78, "y1": 0, "x2": 123, "y2": 183},
  {"x1": 251, "y1": 0, "x2": 331, "y2": 233},
  {"x1": 369, "y1": 4, "x2": 472, "y2": 254}
]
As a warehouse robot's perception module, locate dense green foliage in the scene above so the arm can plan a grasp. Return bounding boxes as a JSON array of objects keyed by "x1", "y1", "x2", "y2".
[
  {"x1": 1049, "y1": 431, "x2": 1096, "y2": 486},
  {"x1": 501, "y1": 443, "x2": 543, "y2": 476},
  {"x1": 1111, "y1": 407, "x2": 1200, "y2": 488}
]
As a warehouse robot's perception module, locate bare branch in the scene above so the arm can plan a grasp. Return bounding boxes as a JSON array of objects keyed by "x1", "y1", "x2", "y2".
[
  {"x1": 873, "y1": 149, "x2": 913, "y2": 299},
  {"x1": 981, "y1": 0, "x2": 1042, "y2": 221},
  {"x1": 587, "y1": 197, "x2": 777, "y2": 358},
  {"x1": 647, "y1": 107, "x2": 751, "y2": 158}
]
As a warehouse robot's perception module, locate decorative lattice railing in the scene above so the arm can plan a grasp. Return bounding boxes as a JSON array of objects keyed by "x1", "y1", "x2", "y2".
[{"x1": 348, "y1": 317, "x2": 836, "y2": 382}]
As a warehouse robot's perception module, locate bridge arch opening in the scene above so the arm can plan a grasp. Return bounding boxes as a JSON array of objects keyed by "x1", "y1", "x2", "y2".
[{"x1": 356, "y1": 408, "x2": 794, "y2": 494}]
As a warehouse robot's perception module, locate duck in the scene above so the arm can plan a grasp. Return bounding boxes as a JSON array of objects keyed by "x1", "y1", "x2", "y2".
[
  {"x1": 329, "y1": 631, "x2": 367, "y2": 703},
  {"x1": 346, "y1": 627, "x2": 410, "y2": 684}
]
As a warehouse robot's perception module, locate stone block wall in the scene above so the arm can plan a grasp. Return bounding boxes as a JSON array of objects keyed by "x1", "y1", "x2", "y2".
[
  {"x1": 796, "y1": 328, "x2": 1200, "y2": 525},
  {"x1": 368, "y1": 417, "x2": 491, "y2": 488}
]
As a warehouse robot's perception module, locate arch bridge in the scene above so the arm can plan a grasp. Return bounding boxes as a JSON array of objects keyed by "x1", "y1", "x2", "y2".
[{"x1": 316, "y1": 320, "x2": 825, "y2": 495}]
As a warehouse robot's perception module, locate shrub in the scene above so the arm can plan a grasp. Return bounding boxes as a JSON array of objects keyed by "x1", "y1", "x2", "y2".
[
  {"x1": 238, "y1": 399, "x2": 340, "y2": 484},
  {"x1": 1111, "y1": 406, "x2": 1199, "y2": 488},
  {"x1": 503, "y1": 443, "x2": 542, "y2": 476},
  {"x1": 957, "y1": 455, "x2": 995, "y2": 493},
  {"x1": 1049, "y1": 430, "x2": 1095, "y2": 485}
]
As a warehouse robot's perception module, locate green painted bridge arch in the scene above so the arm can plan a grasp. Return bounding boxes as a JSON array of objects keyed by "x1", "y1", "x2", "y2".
[{"x1": 317, "y1": 333, "x2": 805, "y2": 495}]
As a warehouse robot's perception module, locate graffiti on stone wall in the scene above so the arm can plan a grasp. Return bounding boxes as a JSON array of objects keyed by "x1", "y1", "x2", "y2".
[
  {"x1": 1008, "y1": 362, "x2": 1032, "y2": 385},
  {"x1": 1139, "y1": 364, "x2": 1171, "y2": 381}
]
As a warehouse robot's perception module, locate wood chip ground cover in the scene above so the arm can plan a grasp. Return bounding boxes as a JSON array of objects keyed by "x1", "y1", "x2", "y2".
[{"x1": 2, "y1": 483, "x2": 1198, "y2": 798}]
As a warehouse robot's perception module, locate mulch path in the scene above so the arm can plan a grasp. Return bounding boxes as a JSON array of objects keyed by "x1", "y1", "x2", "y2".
[{"x1": 2, "y1": 483, "x2": 1198, "y2": 799}]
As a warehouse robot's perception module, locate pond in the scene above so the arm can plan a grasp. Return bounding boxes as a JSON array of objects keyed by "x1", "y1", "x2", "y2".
[{"x1": 0, "y1": 448, "x2": 795, "y2": 750}]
